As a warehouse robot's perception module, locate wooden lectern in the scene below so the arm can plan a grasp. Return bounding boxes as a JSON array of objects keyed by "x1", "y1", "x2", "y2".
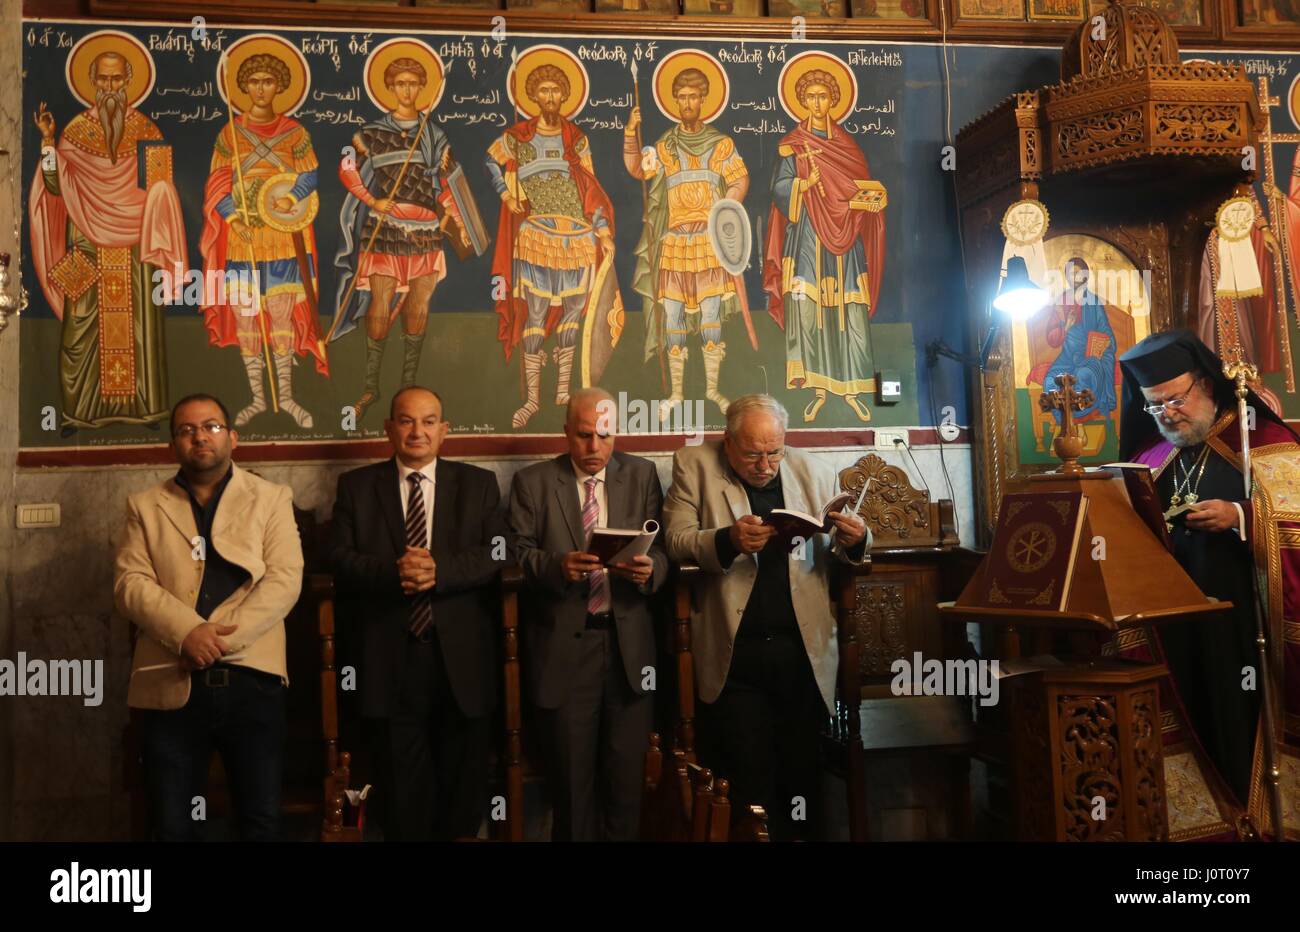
[{"x1": 940, "y1": 376, "x2": 1231, "y2": 841}]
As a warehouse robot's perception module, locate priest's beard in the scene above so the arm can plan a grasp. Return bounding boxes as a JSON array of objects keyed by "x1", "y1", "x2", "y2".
[
  {"x1": 1156, "y1": 406, "x2": 1216, "y2": 448},
  {"x1": 96, "y1": 88, "x2": 127, "y2": 161}
]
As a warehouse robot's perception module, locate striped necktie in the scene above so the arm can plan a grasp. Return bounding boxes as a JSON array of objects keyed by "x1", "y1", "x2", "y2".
[
  {"x1": 405, "y1": 472, "x2": 434, "y2": 640},
  {"x1": 582, "y1": 476, "x2": 610, "y2": 615}
]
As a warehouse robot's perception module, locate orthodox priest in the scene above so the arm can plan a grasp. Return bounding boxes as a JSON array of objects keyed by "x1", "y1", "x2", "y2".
[{"x1": 1118, "y1": 330, "x2": 1299, "y2": 838}]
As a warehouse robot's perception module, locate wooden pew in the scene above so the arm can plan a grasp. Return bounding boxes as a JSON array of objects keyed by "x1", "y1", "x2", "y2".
[
  {"x1": 640, "y1": 733, "x2": 769, "y2": 842},
  {"x1": 833, "y1": 455, "x2": 982, "y2": 841},
  {"x1": 313, "y1": 572, "x2": 363, "y2": 842},
  {"x1": 497, "y1": 565, "x2": 526, "y2": 841}
]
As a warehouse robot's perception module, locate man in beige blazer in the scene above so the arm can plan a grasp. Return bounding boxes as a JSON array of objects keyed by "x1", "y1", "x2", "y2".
[
  {"x1": 114, "y1": 393, "x2": 303, "y2": 841},
  {"x1": 663, "y1": 393, "x2": 868, "y2": 840}
]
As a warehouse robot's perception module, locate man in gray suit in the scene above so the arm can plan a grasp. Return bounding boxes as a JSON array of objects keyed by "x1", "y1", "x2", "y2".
[
  {"x1": 509, "y1": 387, "x2": 669, "y2": 841},
  {"x1": 663, "y1": 393, "x2": 868, "y2": 840}
]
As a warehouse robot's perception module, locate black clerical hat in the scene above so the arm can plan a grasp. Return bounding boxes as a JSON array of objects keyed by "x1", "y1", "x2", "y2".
[
  {"x1": 1117, "y1": 329, "x2": 1289, "y2": 459},
  {"x1": 1118, "y1": 330, "x2": 1200, "y2": 388}
]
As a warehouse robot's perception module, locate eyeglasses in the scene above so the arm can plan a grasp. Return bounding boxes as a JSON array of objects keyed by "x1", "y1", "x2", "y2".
[
  {"x1": 1142, "y1": 383, "x2": 1197, "y2": 417},
  {"x1": 738, "y1": 449, "x2": 785, "y2": 465},
  {"x1": 173, "y1": 423, "x2": 228, "y2": 439}
]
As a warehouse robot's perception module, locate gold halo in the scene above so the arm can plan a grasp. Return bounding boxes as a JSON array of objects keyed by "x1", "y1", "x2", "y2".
[
  {"x1": 66, "y1": 30, "x2": 155, "y2": 109},
  {"x1": 364, "y1": 38, "x2": 445, "y2": 113},
  {"x1": 777, "y1": 51, "x2": 856, "y2": 124},
  {"x1": 507, "y1": 45, "x2": 588, "y2": 121},
  {"x1": 216, "y1": 34, "x2": 310, "y2": 117},
  {"x1": 652, "y1": 50, "x2": 728, "y2": 124},
  {"x1": 1289, "y1": 71, "x2": 1300, "y2": 134}
]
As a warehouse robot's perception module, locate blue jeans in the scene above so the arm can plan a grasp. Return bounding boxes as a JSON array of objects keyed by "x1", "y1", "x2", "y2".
[{"x1": 139, "y1": 663, "x2": 287, "y2": 841}]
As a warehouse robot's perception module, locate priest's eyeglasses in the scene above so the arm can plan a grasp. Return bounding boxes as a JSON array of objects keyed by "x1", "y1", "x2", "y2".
[
  {"x1": 173, "y1": 422, "x2": 229, "y2": 439},
  {"x1": 1141, "y1": 384, "x2": 1196, "y2": 417}
]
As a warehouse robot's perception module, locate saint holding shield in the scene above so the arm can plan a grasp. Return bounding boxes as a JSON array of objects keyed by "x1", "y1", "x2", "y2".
[
  {"x1": 199, "y1": 35, "x2": 327, "y2": 429},
  {"x1": 625, "y1": 49, "x2": 749, "y2": 421}
]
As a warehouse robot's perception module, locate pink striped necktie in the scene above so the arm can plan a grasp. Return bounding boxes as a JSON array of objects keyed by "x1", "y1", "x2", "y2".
[{"x1": 582, "y1": 476, "x2": 610, "y2": 615}]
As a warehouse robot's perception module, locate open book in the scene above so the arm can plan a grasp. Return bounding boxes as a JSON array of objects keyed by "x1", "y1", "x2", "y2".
[
  {"x1": 762, "y1": 492, "x2": 856, "y2": 544},
  {"x1": 1098, "y1": 461, "x2": 1171, "y2": 548},
  {"x1": 587, "y1": 520, "x2": 659, "y2": 566}
]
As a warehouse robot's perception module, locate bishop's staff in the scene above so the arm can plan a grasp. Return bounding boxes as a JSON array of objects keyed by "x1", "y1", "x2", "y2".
[
  {"x1": 1223, "y1": 351, "x2": 1287, "y2": 841},
  {"x1": 221, "y1": 56, "x2": 279, "y2": 414}
]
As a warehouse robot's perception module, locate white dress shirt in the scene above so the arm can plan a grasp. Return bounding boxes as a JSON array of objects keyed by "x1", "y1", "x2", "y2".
[
  {"x1": 574, "y1": 462, "x2": 608, "y2": 539},
  {"x1": 397, "y1": 458, "x2": 437, "y2": 548}
]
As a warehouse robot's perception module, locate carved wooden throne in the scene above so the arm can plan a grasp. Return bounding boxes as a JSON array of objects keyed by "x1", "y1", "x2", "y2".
[{"x1": 827, "y1": 454, "x2": 983, "y2": 840}]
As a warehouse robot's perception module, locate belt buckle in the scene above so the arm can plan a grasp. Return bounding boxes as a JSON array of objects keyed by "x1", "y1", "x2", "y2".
[{"x1": 204, "y1": 667, "x2": 230, "y2": 688}]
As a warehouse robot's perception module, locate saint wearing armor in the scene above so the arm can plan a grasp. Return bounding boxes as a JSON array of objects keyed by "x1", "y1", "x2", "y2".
[
  {"x1": 488, "y1": 49, "x2": 622, "y2": 429},
  {"x1": 332, "y1": 43, "x2": 476, "y2": 422},
  {"x1": 200, "y1": 41, "x2": 327, "y2": 429},
  {"x1": 626, "y1": 52, "x2": 748, "y2": 420}
]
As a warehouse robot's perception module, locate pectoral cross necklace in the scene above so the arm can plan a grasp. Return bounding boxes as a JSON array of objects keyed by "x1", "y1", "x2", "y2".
[
  {"x1": 1164, "y1": 444, "x2": 1210, "y2": 531},
  {"x1": 1170, "y1": 444, "x2": 1210, "y2": 508}
]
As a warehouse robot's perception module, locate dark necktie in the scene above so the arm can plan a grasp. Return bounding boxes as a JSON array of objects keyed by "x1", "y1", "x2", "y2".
[{"x1": 405, "y1": 472, "x2": 433, "y2": 640}]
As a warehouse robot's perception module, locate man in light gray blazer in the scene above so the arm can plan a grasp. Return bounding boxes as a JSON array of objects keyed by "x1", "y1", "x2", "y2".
[
  {"x1": 663, "y1": 393, "x2": 869, "y2": 841},
  {"x1": 509, "y1": 387, "x2": 669, "y2": 840}
]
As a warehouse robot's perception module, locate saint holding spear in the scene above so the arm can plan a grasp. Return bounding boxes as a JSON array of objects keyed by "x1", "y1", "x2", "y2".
[
  {"x1": 331, "y1": 41, "x2": 481, "y2": 423},
  {"x1": 200, "y1": 36, "x2": 327, "y2": 429}
]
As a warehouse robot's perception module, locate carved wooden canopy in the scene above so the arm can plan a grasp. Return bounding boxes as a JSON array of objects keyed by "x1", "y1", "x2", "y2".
[{"x1": 957, "y1": 0, "x2": 1260, "y2": 194}]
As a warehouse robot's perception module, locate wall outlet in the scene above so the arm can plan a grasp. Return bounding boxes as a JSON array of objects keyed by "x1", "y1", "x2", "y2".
[
  {"x1": 874, "y1": 428, "x2": 909, "y2": 450},
  {"x1": 16, "y1": 503, "x2": 61, "y2": 528}
]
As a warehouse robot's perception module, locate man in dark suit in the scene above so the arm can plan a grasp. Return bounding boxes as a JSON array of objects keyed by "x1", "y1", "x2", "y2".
[
  {"x1": 329, "y1": 386, "x2": 506, "y2": 840},
  {"x1": 509, "y1": 387, "x2": 669, "y2": 841}
]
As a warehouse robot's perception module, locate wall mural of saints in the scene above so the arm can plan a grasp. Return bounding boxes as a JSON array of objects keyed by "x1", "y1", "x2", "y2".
[
  {"x1": 489, "y1": 45, "x2": 624, "y2": 429},
  {"x1": 200, "y1": 34, "x2": 328, "y2": 430},
  {"x1": 764, "y1": 51, "x2": 887, "y2": 424},
  {"x1": 627, "y1": 49, "x2": 748, "y2": 422},
  {"x1": 24, "y1": 21, "x2": 1101, "y2": 457},
  {"x1": 29, "y1": 30, "x2": 186, "y2": 437},
  {"x1": 331, "y1": 38, "x2": 481, "y2": 424}
]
